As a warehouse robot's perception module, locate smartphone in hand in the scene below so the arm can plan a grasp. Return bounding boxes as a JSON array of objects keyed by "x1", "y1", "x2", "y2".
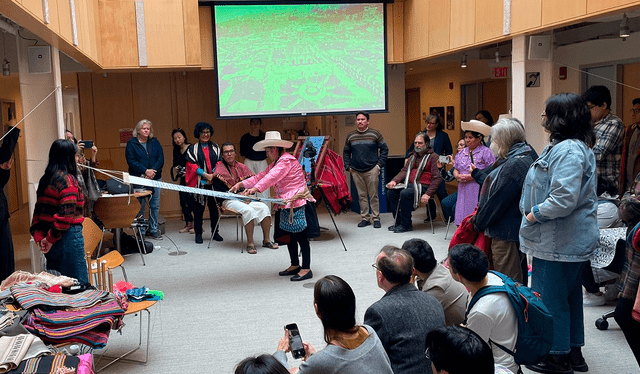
[{"x1": 285, "y1": 323, "x2": 306, "y2": 359}]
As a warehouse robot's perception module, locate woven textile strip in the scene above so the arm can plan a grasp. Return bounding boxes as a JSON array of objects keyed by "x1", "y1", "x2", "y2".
[{"x1": 9, "y1": 283, "x2": 109, "y2": 310}]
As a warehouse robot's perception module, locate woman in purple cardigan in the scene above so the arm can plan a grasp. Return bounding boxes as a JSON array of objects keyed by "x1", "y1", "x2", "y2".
[{"x1": 231, "y1": 131, "x2": 318, "y2": 282}]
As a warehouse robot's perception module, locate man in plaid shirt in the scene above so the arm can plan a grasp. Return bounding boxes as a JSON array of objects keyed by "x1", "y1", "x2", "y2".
[{"x1": 583, "y1": 85, "x2": 625, "y2": 194}]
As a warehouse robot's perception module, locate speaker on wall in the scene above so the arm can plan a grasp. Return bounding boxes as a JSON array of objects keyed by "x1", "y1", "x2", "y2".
[
  {"x1": 528, "y1": 35, "x2": 551, "y2": 61},
  {"x1": 28, "y1": 46, "x2": 52, "y2": 74}
]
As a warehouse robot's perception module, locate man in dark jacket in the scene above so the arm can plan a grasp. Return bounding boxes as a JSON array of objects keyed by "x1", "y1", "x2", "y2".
[
  {"x1": 365, "y1": 246, "x2": 445, "y2": 374},
  {"x1": 125, "y1": 119, "x2": 164, "y2": 239},
  {"x1": 386, "y1": 133, "x2": 442, "y2": 233}
]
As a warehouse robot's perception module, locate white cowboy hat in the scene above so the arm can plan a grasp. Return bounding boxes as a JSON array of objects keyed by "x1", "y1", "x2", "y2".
[
  {"x1": 461, "y1": 119, "x2": 492, "y2": 138},
  {"x1": 253, "y1": 131, "x2": 293, "y2": 151}
]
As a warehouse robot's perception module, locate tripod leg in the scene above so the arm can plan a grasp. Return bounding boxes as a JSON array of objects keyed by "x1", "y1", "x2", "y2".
[{"x1": 317, "y1": 185, "x2": 348, "y2": 251}]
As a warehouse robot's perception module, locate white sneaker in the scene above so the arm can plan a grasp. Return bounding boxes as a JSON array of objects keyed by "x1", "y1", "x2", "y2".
[{"x1": 583, "y1": 291, "x2": 605, "y2": 306}]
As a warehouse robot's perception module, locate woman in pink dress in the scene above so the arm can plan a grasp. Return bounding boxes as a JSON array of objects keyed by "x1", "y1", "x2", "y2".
[{"x1": 453, "y1": 120, "x2": 495, "y2": 225}]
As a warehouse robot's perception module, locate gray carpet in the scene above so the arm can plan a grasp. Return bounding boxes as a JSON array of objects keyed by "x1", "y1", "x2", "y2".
[{"x1": 96, "y1": 209, "x2": 638, "y2": 373}]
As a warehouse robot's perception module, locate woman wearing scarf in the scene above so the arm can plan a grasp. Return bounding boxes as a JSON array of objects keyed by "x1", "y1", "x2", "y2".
[
  {"x1": 386, "y1": 132, "x2": 442, "y2": 233},
  {"x1": 185, "y1": 122, "x2": 223, "y2": 244},
  {"x1": 212, "y1": 142, "x2": 277, "y2": 254}
]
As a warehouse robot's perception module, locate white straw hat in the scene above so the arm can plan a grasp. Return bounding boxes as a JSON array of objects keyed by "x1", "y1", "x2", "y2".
[
  {"x1": 253, "y1": 131, "x2": 293, "y2": 151},
  {"x1": 461, "y1": 119, "x2": 492, "y2": 138}
]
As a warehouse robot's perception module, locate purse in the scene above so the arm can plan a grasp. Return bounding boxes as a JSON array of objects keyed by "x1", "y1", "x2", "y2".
[
  {"x1": 279, "y1": 206, "x2": 307, "y2": 233},
  {"x1": 85, "y1": 168, "x2": 101, "y2": 201}
]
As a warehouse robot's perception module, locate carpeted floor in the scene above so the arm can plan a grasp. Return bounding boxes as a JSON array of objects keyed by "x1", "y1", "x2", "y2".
[{"x1": 96, "y1": 208, "x2": 638, "y2": 374}]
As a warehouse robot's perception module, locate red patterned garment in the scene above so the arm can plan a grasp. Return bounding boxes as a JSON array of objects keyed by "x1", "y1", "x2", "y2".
[{"x1": 316, "y1": 149, "x2": 352, "y2": 215}]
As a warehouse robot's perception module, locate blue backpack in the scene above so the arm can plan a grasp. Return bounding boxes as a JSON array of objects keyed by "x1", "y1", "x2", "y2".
[{"x1": 465, "y1": 271, "x2": 554, "y2": 366}]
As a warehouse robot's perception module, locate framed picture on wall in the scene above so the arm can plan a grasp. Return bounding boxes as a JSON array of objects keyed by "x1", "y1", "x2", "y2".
[
  {"x1": 446, "y1": 106, "x2": 455, "y2": 130},
  {"x1": 429, "y1": 106, "x2": 445, "y2": 123}
]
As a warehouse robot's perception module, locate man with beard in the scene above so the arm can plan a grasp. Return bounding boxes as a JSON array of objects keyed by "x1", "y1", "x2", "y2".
[{"x1": 386, "y1": 132, "x2": 442, "y2": 233}]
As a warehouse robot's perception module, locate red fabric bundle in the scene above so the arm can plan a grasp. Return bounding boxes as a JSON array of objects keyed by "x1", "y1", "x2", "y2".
[{"x1": 448, "y1": 208, "x2": 493, "y2": 266}]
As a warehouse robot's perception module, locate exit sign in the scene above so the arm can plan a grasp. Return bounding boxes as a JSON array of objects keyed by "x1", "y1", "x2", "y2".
[{"x1": 494, "y1": 67, "x2": 509, "y2": 78}]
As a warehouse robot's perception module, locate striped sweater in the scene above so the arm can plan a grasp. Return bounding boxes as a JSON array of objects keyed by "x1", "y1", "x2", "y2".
[
  {"x1": 30, "y1": 172, "x2": 85, "y2": 245},
  {"x1": 343, "y1": 127, "x2": 389, "y2": 172}
]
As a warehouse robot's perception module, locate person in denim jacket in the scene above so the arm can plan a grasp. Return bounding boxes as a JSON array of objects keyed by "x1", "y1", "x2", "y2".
[{"x1": 519, "y1": 93, "x2": 598, "y2": 374}]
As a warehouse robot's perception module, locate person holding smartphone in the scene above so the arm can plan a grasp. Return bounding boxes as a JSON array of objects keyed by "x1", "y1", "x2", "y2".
[{"x1": 273, "y1": 275, "x2": 394, "y2": 373}]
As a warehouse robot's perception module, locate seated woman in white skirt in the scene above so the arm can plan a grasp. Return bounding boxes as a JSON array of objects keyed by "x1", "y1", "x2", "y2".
[{"x1": 213, "y1": 142, "x2": 278, "y2": 254}]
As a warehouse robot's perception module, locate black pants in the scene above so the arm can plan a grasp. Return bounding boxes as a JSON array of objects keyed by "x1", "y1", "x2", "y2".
[
  {"x1": 192, "y1": 187, "x2": 220, "y2": 236},
  {"x1": 287, "y1": 232, "x2": 311, "y2": 269},
  {"x1": 615, "y1": 297, "x2": 640, "y2": 367},
  {"x1": 0, "y1": 221, "x2": 14, "y2": 283},
  {"x1": 179, "y1": 191, "x2": 194, "y2": 223},
  {"x1": 388, "y1": 183, "x2": 428, "y2": 227}
]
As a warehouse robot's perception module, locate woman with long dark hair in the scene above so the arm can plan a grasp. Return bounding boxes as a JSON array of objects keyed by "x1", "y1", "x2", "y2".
[
  {"x1": 30, "y1": 139, "x2": 88, "y2": 284},
  {"x1": 520, "y1": 93, "x2": 598, "y2": 373},
  {"x1": 273, "y1": 275, "x2": 393, "y2": 373},
  {"x1": 171, "y1": 128, "x2": 194, "y2": 233}
]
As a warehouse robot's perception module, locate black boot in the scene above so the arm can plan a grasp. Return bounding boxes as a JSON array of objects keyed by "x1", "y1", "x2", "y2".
[
  {"x1": 568, "y1": 347, "x2": 588, "y2": 372},
  {"x1": 526, "y1": 354, "x2": 574, "y2": 374}
]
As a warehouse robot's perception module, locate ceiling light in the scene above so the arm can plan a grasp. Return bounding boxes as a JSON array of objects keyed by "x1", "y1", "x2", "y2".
[
  {"x1": 461, "y1": 54, "x2": 467, "y2": 68},
  {"x1": 621, "y1": 13, "x2": 630, "y2": 39},
  {"x1": 2, "y1": 59, "x2": 9, "y2": 76},
  {"x1": 495, "y1": 49, "x2": 500, "y2": 63}
]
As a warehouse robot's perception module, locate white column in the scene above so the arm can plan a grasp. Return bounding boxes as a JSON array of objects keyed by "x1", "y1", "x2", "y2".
[
  {"x1": 511, "y1": 35, "x2": 526, "y2": 124},
  {"x1": 16, "y1": 37, "x2": 63, "y2": 271}
]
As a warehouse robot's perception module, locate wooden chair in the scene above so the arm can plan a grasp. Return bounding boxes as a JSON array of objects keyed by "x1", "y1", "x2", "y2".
[
  {"x1": 93, "y1": 194, "x2": 147, "y2": 265},
  {"x1": 92, "y1": 252, "x2": 157, "y2": 372},
  {"x1": 82, "y1": 218, "x2": 128, "y2": 287}
]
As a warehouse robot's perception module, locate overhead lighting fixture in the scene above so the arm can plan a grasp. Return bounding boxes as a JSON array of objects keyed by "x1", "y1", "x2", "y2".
[
  {"x1": 620, "y1": 13, "x2": 630, "y2": 39},
  {"x1": 495, "y1": 49, "x2": 500, "y2": 63},
  {"x1": 461, "y1": 54, "x2": 467, "y2": 68}
]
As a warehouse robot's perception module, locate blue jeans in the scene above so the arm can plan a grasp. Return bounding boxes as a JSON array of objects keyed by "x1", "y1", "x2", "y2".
[
  {"x1": 441, "y1": 192, "x2": 457, "y2": 222},
  {"x1": 531, "y1": 258, "x2": 586, "y2": 354},
  {"x1": 138, "y1": 186, "x2": 161, "y2": 235},
  {"x1": 45, "y1": 224, "x2": 89, "y2": 284}
]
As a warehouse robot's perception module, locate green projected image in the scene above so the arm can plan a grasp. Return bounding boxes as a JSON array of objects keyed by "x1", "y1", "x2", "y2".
[{"x1": 214, "y1": 3, "x2": 386, "y2": 118}]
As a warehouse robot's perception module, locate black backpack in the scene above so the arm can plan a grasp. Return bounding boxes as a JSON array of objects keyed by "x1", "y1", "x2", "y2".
[{"x1": 465, "y1": 271, "x2": 554, "y2": 366}]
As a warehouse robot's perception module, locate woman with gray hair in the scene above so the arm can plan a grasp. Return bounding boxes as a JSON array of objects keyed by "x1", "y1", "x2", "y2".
[
  {"x1": 125, "y1": 119, "x2": 165, "y2": 239},
  {"x1": 472, "y1": 118, "x2": 536, "y2": 284}
]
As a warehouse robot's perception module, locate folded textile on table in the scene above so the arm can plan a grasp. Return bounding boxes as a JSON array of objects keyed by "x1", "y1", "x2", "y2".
[
  {"x1": 9, "y1": 283, "x2": 110, "y2": 310},
  {"x1": 7, "y1": 353, "x2": 79, "y2": 374},
  {"x1": 0, "y1": 272, "x2": 77, "y2": 292},
  {"x1": 23, "y1": 295, "x2": 126, "y2": 349},
  {"x1": 0, "y1": 334, "x2": 35, "y2": 373},
  {"x1": 126, "y1": 287, "x2": 164, "y2": 302}
]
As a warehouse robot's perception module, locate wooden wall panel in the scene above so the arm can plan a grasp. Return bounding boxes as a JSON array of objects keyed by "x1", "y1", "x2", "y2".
[
  {"x1": 450, "y1": 0, "x2": 475, "y2": 48},
  {"x1": 55, "y1": 0, "x2": 72, "y2": 43},
  {"x1": 144, "y1": 0, "x2": 186, "y2": 67},
  {"x1": 386, "y1": 3, "x2": 395, "y2": 62},
  {"x1": 199, "y1": 6, "x2": 214, "y2": 69},
  {"x1": 511, "y1": 0, "x2": 542, "y2": 33},
  {"x1": 21, "y1": 0, "x2": 44, "y2": 22},
  {"x1": 174, "y1": 73, "x2": 190, "y2": 130},
  {"x1": 542, "y1": 0, "x2": 586, "y2": 26},
  {"x1": 185, "y1": 71, "x2": 225, "y2": 140},
  {"x1": 475, "y1": 0, "x2": 503, "y2": 42},
  {"x1": 77, "y1": 73, "x2": 96, "y2": 141},
  {"x1": 428, "y1": 0, "x2": 450, "y2": 55},
  {"x1": 47, "y1": 0, "x2": 61, "y2": 34},
  {"x1": 622, "y1": 63, "x2": 640, "y2": 125},
  {"x1": 131, "y1": 72, "x2": 175, "y2": 145},
  {"x1": 99, "y1": 0, "x2": 138, "y2": 67},
  {"x1": 91, "y1": 73, "x2": 135, "y2": 148},
  {"x1": 392, "y1": 2, "x2": 404, "y2": 63},
  {"x1": 404, "y1": 0, "x2": 428, "y2": 60},
  {"x1": 183, "y1": 0, "x2": 201, "y2": 66},
  {"x1": 587, "y1": 0, "x2": 640, "y2": 13}
]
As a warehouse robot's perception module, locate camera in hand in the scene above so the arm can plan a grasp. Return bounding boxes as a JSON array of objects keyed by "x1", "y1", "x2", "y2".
[
  {"x1": 285, "y1": 323, "x2": 306, "y2": 359},
  {"x1": 303, "y1": 141, "x2": 317, "y2": 159},
  {"x1": 175, "y1": 165, "x2": 186, "y2": 178},
  {"x1": 79, "y1": 140, "x2": 94, "y2": 149}
]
